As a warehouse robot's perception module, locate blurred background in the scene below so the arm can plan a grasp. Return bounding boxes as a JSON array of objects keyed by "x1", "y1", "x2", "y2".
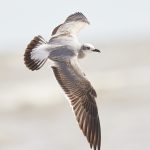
[{"x1": 0, "y1": 0, "x2": 150, "y2": 150}]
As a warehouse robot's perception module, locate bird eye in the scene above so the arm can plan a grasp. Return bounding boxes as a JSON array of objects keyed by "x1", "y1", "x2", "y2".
[{"x1": 86, "y1": 46, "x2": 90, "y2": 50}]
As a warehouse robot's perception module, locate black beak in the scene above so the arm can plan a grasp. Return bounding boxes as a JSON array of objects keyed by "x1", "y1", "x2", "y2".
[{"x1": 92, "y1": 49, "x2": 101, "y2": 53}]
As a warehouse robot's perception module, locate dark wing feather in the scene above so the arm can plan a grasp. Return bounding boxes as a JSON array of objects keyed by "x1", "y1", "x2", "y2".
[
  {"x1": 65, "y1": 12, "x2": 90, "y2": 24},
  {"x1": 51, "y1": 12, "x2": 89, "y2": 36},
  {"x1": 51, "y1": 24, "x2": 63, "y2": 36},
  {"x1": 52, "y1": 59, "x2": 101, "y2": 150}
]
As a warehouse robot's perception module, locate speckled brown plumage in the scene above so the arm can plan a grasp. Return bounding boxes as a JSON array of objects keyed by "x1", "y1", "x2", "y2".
[{"x1": 51, "y1": 61, "x2": 101, "y2": 150}]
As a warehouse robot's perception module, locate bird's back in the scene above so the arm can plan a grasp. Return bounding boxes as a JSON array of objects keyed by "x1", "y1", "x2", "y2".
[{"x1": 49, "y1": 33, "x2": 81, "y2": 52}]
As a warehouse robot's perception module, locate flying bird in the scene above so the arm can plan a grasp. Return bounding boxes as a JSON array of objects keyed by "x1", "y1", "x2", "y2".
[{"x1": 24, "y1": 12, "x2": 101, "y2": 150}]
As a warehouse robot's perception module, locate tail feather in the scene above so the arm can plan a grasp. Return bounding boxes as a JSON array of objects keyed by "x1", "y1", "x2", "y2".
[{"x1": 24, "y1": 35, "x2": 49, "y2": 71}]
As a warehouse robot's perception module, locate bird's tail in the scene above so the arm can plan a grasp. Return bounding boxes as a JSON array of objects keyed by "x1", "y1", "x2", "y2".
[{"x1": 24, "y1": 35, "x2": 49, "y2": 71}]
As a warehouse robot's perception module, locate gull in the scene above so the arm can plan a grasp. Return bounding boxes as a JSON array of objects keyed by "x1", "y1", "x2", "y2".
[{"x1": 24, "y1": 12, "x2": 101, "y2": 150}]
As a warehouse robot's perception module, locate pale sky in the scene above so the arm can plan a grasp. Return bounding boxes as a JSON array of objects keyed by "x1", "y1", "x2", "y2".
[{"x1": 0, "y1": 0, "x2": 150, "y2": 52}]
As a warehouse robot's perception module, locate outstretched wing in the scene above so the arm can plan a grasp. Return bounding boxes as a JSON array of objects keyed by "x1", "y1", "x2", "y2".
[
  {"x1": 51, "y1": 12, "x2": 90, "y2": 36},
  {"x1": 52, "y1": 58, "x2": 101, "y2": 150}
]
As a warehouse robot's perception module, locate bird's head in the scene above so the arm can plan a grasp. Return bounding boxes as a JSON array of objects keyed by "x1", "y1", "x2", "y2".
[{"x1": 81, "y1": 43, "x2": 100, "y2": 53}]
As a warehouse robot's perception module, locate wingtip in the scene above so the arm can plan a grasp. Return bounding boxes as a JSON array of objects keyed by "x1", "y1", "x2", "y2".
[{"x1": 65, "y1": 12, "x2": 90, "y2": 24}]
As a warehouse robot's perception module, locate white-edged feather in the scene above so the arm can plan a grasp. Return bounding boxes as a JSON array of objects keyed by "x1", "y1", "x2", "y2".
[{"x1": 53, "y1": 21, "x2": 88, "y2": 35}]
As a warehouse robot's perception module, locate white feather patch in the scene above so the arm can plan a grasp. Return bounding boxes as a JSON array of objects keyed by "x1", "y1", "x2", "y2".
[
  {"x1": 30, "y1": 44, "x2": 50, "y2": 61},
  {"x1": 55, "y1": 21, "x2": 88, "y2": 35}
]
